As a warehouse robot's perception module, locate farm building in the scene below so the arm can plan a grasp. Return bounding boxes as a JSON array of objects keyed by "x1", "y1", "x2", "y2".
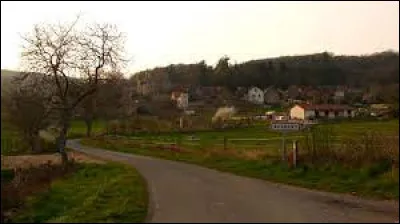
[{"x1": 290, "y1": 104, "x2": 356, "y2": 120}]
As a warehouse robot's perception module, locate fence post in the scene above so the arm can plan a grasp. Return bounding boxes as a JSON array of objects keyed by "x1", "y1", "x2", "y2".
[
  {"x1": 223, "y1": 136, "x2": 227, "y2": 150},
  {"x1": 180, "y1": 116, "x2": 184, "y2": 130},
  {"x1": 281, "y1": 131, "x2": 286, "y2": 162},
  {"x1": 293, "y1": 140, "x2": 298, "y2": 168}
]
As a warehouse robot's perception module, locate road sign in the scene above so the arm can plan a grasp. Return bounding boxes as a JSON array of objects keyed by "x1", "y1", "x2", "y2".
[{"x1": 270, "y1": 120, "x2": 302, "y2": 132}]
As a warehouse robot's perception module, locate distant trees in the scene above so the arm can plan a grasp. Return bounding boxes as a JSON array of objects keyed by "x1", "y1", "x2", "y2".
[
  {"x1": 20, "y1": 17, "x2": 127, "y2": 163},
  {"x1": 132, "y1": 51, "x2": 398, "y2": 95}
]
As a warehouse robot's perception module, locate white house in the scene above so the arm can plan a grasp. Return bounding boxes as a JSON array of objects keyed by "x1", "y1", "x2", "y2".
[
  {"x1": 176, "y1": 93, "x2": 189, "y2": 110},
  {"x1": 290, "y1": 104, "x2": 356, "y2": 120},
  {"x1": 247, "y1": 87, "x2": 264, "y2": 105}
]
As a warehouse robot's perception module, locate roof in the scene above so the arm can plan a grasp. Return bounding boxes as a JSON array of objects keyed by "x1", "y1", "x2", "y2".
[{"x1": 296, "y1": 104, "x2": 354, "y2": 111}]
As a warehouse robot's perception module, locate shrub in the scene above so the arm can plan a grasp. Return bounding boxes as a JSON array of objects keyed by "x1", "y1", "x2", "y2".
[
  {"x1": 1, "y1": 161, "x2": 77, "y2": 222},
  {"x1": 299, "y1": 127, "x2": 399, "y2": 168}
]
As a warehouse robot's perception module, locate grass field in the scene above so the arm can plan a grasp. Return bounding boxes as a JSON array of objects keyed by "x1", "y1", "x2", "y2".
[
  {"x1": 81, "y1": 119, "x2": 399, "y2": 200},
  {"x1": 67, "y1": 120, "x2": 107, "y2": 138},
  {"x1": 10, "y1": 162, "x2": 148, "y2": 223}
]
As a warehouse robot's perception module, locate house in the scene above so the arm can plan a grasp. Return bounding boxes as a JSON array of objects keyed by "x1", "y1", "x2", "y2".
[
  {"x1": 287, "y1": 85, "x2": 300, "y2": 100},
  {"x1": 333, "y1": 87, "x2": 345, "y2": 103},
  {"x1": 290, "y1": 104, "x2": 356, "y2": 120},
  {"x1": 176, "y1": 93, "x2": 189, "y2": 110},
  {"x1": 247, "y1": 87, "x2": 264, "y2": 105},
  {"x1": 171, "y1": 86, "x2": 189, "y2": 109},
  {"x1": 171, "y1": 86, "x2": 187, "y2": 100},
  {"x1": 264, "y1": 87, "x2": 281, "y2": 105}
]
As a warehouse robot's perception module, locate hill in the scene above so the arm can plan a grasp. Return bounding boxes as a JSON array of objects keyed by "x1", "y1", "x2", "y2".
[
  {"x1": 130, "y1": 51, "x2": 399, "y2": 91},
  {"x1": 1, "y1": 69, "x2": 21, "y2": 94}
]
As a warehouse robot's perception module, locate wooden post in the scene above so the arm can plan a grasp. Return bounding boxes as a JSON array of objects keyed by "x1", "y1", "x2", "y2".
[
  {"x1": 292, "y1": 140, "x2": 298, "y2": 168},
  {"x1": 223, "y1": 136, "x2": 227, "y2": 150},
  {"x1": 180, "y1": 116, "x2": 184, "y2": 129},
  {"x1": 281, "y1": 131, "x2": 286, "y2": 161}
]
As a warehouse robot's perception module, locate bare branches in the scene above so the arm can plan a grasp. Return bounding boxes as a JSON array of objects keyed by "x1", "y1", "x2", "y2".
[{"x1": 20, "y1": 16, "x2": 128, "y2": 111}]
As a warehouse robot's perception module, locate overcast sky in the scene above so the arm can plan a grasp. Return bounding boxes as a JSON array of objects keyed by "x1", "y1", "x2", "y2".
[{"x1": 1, "y1": 1, "x2": 399, "y2": 74}]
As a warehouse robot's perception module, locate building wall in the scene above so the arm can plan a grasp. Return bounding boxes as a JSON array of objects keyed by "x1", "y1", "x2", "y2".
[
  {"x1": 304, "y1": 110, "x2": 316, "y2": 120},
  {"x1": 177, "y1": 93, "x2": 189, "y2": 109},
  {"x1": 328, "y1": 111, "x2": 335, "y2": 119},
  {"x1": 248, "y1": 87, "x2": 264, "y2": 104},
  {"x1": 290, "y1": 105, "x2": 305, "y2": 120}
]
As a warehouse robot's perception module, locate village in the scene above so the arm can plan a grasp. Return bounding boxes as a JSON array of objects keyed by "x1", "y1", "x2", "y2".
[
  {"x1": 133, "y1": 72, "x2": 398, "y2": 130},
  {"x1": 1, "y1": 1, "x2": 399, "y2": 222}
]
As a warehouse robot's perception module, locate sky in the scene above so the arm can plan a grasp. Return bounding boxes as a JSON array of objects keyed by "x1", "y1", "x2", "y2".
[{"x1": 1, "y1": 1, "x2": 399, "y2": 75}]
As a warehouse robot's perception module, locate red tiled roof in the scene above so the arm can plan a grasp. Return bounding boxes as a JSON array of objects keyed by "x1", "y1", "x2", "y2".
[{"x1": 296, "y1": 104, "x2": 354, "y2": 111}]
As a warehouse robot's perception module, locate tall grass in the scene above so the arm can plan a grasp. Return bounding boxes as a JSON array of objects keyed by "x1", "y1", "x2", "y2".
[{"x1": 298, "y1": 126, "x2": 399, "y2": 168}]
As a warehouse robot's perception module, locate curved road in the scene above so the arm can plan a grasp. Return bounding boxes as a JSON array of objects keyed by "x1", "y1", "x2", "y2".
[{"x1": 67, "y1": 140, "x2": 398, "y2": 223}]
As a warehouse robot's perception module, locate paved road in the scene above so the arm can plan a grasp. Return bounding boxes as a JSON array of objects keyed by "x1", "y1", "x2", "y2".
[{"x1": 67, "y1": 140, "x2": 399, "y2": 223}]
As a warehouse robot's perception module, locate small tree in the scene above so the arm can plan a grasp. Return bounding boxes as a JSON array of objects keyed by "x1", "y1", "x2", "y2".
[{"x1": 2, "y1": 73, "x2": 53, "y2": 153}]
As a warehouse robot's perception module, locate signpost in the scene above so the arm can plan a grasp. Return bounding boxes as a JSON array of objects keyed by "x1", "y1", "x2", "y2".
[
  {"x1": 270, "y1": 120, "x2": 301, "y2": 162},
  {"x1": 292, "y1": 140, "x2": 298, "y2": 168},
  {"x1": 281, "y1": 130, "x2": 287, "y2": 161}
]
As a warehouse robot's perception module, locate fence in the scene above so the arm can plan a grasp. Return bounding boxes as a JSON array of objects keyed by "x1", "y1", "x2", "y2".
[{"x1": 102, "y1": 130, "x2": 399, "y2": 168}]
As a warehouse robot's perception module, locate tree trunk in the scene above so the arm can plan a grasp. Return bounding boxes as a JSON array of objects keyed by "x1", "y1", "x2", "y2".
[
  {"x1": 84, "y1": 95, "x2": 96, "y2": 138},
  {"x1": 85, "y1": 117, "x2": 93, "y2": 137},
  {"x1": 31, "y1": 131, "x2": 41, "y2": 153},
  {"x1": 57, "y1": 110, "x2": 71, "y2": 165}
]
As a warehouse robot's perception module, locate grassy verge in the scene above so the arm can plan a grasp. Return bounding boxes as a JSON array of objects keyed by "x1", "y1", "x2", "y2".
[
  {"x1": 11, "y1": 162, "x2": 148, "y2": 223},
  {"x1": 81, "y1": 137, "x2": 399, "y2": 200}
]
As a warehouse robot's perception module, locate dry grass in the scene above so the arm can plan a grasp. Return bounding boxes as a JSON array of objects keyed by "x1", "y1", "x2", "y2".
[
  {"x1": 239, "y1": 149, "x2": 269, "y2": 160},
  {"x1": 1, "y1": 151, "x2": 104, "y2": 170}
]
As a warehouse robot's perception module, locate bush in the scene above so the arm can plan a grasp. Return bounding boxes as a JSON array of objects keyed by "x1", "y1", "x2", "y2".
[{"x1": 1, "y1": 161, "x2": 77, "y2": 222}]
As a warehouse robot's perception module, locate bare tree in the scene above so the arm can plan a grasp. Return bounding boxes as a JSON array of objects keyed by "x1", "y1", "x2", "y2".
[
  {"x1": 21, "y1": 18, "x2": 127, "y2": 163},
  {"x1": 79, "y1": 71, "x2": 129, "y2": 137},
  {"x1": 1, "y1": 73, "x2": 54, "y2": 153}
]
